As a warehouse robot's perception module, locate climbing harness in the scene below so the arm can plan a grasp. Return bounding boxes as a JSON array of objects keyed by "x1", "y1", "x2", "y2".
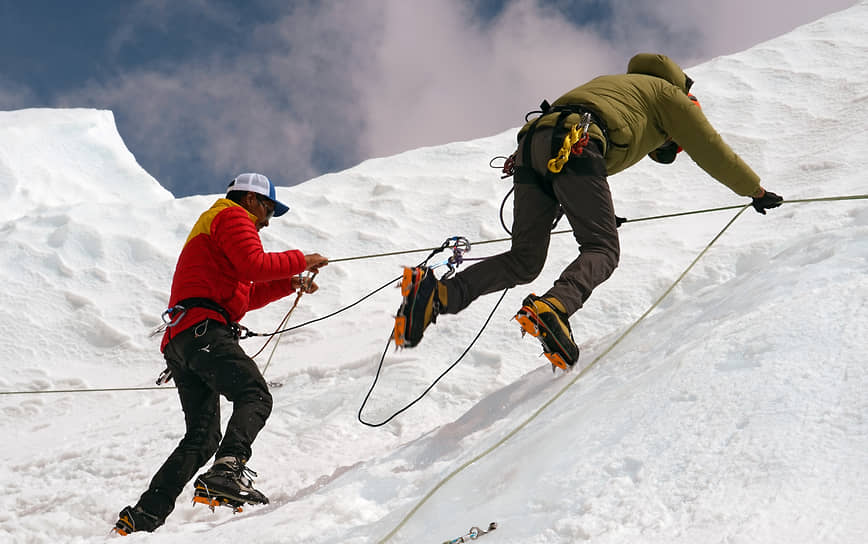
[
  {"x1": 490, "y1": 101, "x2": 604, "y2": 235},
  {"x1": 151, "y1": 273, "x2": 318, "y2": 384},
  {"x1": 547, "y1": 111, "x2": 592, "y2": 173},
  {"x1": 150, "y1": 297, "x2": 245, "y2": 384},
  {"x1": 150, "y1": 297, "x2": 240, "y2": 338},
  {"x1": 442, "y1": 522, "x2": 498, "y2": 543}
]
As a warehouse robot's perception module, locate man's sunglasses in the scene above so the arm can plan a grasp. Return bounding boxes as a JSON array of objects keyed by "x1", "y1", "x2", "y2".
[{"x1": 255, "y1": 195, "x2": 275, "y2": 221}]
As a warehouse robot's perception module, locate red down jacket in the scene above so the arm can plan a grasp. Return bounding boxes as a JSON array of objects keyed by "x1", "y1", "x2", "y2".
[{"x1": 160, "y1": 198, "x2": 307, "y2": 351}]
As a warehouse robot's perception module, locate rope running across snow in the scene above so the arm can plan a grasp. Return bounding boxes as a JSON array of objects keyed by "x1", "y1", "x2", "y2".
[{"x1": 0, "y1": 194, "x2": 865, "y2": 398}]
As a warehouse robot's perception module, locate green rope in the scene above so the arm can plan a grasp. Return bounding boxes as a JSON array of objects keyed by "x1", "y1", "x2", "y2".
[{"x1": 330, "y1": 194, "x2": 868, "y2": 262}]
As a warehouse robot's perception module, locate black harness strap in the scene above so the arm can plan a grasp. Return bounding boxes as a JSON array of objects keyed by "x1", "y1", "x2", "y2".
[
  {"x1": 548, "y1": 102, "x2": 611, "y2": 148},
  {"x1": 519, "y1": 101, "x2": 610, "y2": 172},
  {"x1": 172, "y1": 297, "x2": 234, "y2": 326},
  {"x1": 156, "y1": 298, "x2": 241, "y2": 385}
]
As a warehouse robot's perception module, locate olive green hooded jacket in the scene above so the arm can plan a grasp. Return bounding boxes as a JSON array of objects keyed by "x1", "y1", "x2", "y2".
[{"x1": 517, "y1": 53, "x2": 761, "y2": 196}]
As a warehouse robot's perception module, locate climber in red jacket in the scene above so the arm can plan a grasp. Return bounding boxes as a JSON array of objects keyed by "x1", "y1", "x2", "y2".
[{"x1": 115, "y1": 173, "x2": 328, "y2": 535}]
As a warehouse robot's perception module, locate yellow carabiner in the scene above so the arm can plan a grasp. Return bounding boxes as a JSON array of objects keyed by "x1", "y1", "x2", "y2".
[{"x1": 546, "y1": 112, "x2": 592, "y2": 174}]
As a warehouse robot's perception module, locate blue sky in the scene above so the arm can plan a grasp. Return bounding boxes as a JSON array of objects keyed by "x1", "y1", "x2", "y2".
[{"x1": 0, "y1": 0, "x2": 856, "y2": 197}]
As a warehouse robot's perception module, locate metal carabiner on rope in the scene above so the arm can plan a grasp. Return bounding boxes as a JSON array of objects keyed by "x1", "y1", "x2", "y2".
[{"x1": 441, "y1": 236, "x2": 471, "y2": 279}]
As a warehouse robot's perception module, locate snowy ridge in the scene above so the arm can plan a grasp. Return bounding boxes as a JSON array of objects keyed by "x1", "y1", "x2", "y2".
[
  {"x1": 1, "y1": 3, "x2": 867, "y2": 543},
  {"x1": 0, "y1": 109, "x2": 173, "y2": 223}
]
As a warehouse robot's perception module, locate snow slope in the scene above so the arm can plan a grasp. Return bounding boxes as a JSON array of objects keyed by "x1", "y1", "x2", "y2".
[{"x1": 1, "y1": 3, "x2": 867, "y2": 543}]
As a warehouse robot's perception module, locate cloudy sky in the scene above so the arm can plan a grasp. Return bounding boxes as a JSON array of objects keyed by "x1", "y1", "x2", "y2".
[{"x1": 0, "y1": 0, "x2": 857, "y2": 197}]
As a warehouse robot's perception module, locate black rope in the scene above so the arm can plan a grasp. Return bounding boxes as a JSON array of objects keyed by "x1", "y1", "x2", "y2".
[
  {"x1": 245, "y1": 239, "x2": 458, "y2": 339},
  {"x1": 247, "y1": 275, "x2": 401, "y2": 339},
  {"x1": 499, "y1": 186, "x2": 515, "y2": 235},
  {"x1": 358, "y1": 289, "x2": 509, "y2": 427}
]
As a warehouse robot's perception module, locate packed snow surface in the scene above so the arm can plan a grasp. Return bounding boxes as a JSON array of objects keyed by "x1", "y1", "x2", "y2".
[{"x1": 1, "y1": 4, "x2": 867, "y2": 543}]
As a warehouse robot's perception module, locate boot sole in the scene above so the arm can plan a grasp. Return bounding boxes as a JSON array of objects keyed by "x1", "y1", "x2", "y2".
[
  {"x1": 193, "y1": 482, "x2": 268, "y2": 511},
  {"x1": 193, "y1": 493, "x2": 245, "y2": 513}
]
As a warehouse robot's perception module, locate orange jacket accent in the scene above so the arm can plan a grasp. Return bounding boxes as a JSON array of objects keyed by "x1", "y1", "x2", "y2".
[{"x1": 160, "y1": 198, "x2": 306, "y2": 351}]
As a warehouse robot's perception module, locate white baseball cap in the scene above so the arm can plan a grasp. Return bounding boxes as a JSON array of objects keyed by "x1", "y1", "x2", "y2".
[{"x1": 226, "y1": 173, "x2": 290, "y2": 217}]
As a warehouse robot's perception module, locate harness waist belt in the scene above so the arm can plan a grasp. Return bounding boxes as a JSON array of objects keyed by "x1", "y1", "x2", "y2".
[{"x1": 173, "y1": 297, "x2": 234, "y2": 326}]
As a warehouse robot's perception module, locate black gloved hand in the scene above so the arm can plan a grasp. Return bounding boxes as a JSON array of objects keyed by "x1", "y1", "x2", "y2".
[
  {"x1": 648, "y1": 140, "x2": 680, "y2": 164},
  {"x1": 615, "y1": 215, "x2": 626, "y2": 228},
  {"x1": 751, "y1": 190, "x2": 783, "y2": 214}
]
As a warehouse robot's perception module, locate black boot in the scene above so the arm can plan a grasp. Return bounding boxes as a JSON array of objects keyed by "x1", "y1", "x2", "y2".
[
  {"x1": 113, "y1": 505, "x2": 162, "y2": 535},
  {"x1": 193, "y1": 456, "x2": 269, "y2": 511},
  {"x1": 394, "y1": 266, "x2": 444, "y2": 347}
]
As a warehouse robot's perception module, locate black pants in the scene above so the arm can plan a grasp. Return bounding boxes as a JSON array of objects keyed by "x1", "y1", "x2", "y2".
[
  {"x1": 135, "y1": 319, "x2": 273, "y2": 523},
  {"x1": 443, "y1": 128, "x2": 620, "y2": 316}
]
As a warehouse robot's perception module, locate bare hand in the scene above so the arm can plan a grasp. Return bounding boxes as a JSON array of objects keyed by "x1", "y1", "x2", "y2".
[
  {"x1": 292, "y1": 275, "x2": 319, "y2": 294},
  {"x1": 304, "y1": 253, "x2": 329, "y2": 272}
]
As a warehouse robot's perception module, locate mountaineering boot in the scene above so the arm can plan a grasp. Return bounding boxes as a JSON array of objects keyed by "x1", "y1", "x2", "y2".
[
  {"x1": 193, "y1": 456, "x2": 269, "y2": 513},
  {"x1": 113, "y1": 505, "x2": 162, "y2": 535},
  {"x1": 514, "y1": 294, "x2": 580, "y2": 370},
  {"x1": 394, "y1": 266, "x2": 444, "y2": 348}
]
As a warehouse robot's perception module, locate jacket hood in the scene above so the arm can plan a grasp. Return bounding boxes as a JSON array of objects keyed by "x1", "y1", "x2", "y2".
[{"x1": 627, "y1": 53, "x2": 690, "y2": 93}]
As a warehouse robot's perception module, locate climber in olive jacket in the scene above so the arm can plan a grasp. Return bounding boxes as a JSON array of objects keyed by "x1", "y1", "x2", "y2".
[
  {"x1": 436, "y1": 53, "x2": 782, "y2": 334},
  {"x1": 518, "y1": 52, "x2": 765, "y2": 196}
]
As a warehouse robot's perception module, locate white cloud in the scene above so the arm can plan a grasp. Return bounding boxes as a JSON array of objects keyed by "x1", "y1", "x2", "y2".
[
  {"x1": 352, "y1": 0, "x2": 622, "y2": 160},
  {"x1": 49, "y1": 0, "x2": 860, "y2": 193},
  {"x1": 337, "y1": 0, "x2": 857, "y2": 161}
]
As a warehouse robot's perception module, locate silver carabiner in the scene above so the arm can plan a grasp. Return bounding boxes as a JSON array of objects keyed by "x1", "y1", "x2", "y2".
[{"x1": 161, "y1": 305, "x2": 188, "y2": 328}]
